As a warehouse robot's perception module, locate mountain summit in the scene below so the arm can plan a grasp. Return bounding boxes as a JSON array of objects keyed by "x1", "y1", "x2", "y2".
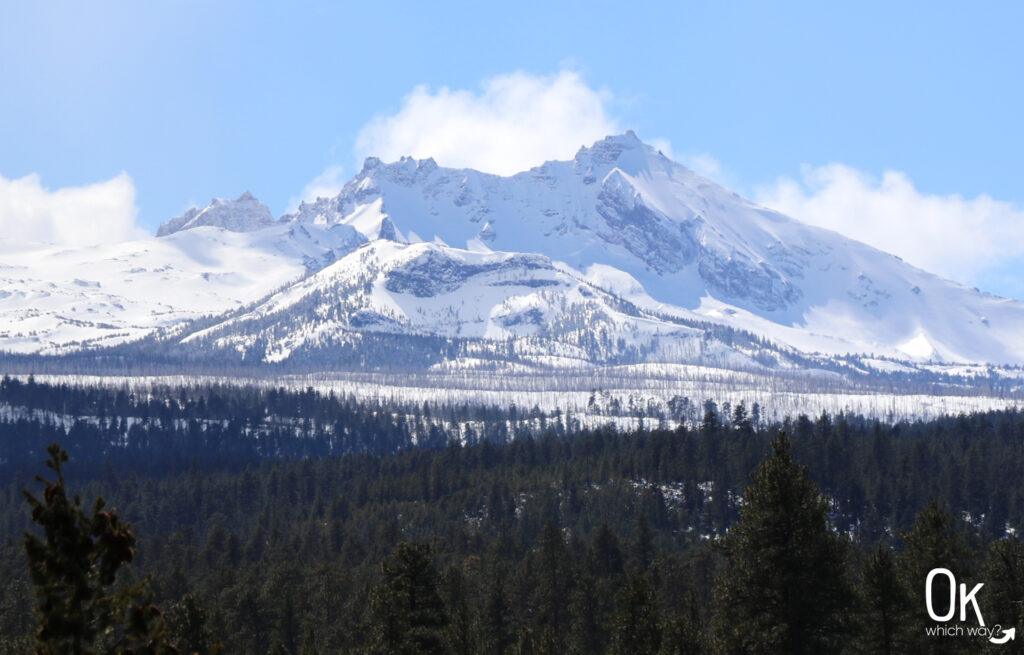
[
  {"x1": 156, "y1": 191, "x2": 276, "y2": 236},
  {"x1": 268, "y1": 133, "x2": 1024, "y2": 364}
]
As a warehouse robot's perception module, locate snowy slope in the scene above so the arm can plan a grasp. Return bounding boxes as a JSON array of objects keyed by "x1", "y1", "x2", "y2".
[
  {"x1": 0, "y1": 203, "x2": 364, "y2": 354},
  {"x1": 180, "y1": 239, "x2": 777, "y2": 369},
  {"x1": 283, "y1": 132, "x2": 1024, "y2": 364},
  {"x1": 4, "y1": 133, "x2": 1024, "y2": 373}
]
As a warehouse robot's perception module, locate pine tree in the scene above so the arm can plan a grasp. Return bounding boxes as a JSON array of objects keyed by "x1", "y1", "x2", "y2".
[
  {"x1": 634, "y1": 513, "x2": 653, "y2": 571},
  {"x1": 165, "y1": 593, "x2": 222, "y2": 655},
  {"x1": 366, "y1": 541, "x2": 448, "y2": 655},
  {"x1": 609, "y1": 572, "x2": 661, "y2": 655},
  {"x1": 588, "y1": 523, "x2": 625, "y2": 578},
  {"x1": 659, "y1": 599, "x2": 710, "y2": 655},
  {"x1": 711, "y1": 433, "x2": 854, "y2": 655},
  {"x1": 265, "y1": 641, "x2": 290, "y2": 655},
  {"x1": 532, "y1": 518, "x2": 572, "y2": 647},
  {"x1": 984, "y1": 537, "x2": 1024, "y2": 655},
  {"x1": 898, "y1": 500, "x2": 978, "y2": 655},
  {"x1": 478, "y1": 573, "x2": 513, "y2": 655},
  {"x1": 299, "y1": 626, "x2": 319, "y2": 655},
  {"x1": 440, "y1": 565, "x2": 474, "y2": 655},
  {"x1": 22, "y1": 443, "x2": 173, "y2": 655},
  {"x1": 856, "y1": 546, "x2": 912, "y2": 655}
]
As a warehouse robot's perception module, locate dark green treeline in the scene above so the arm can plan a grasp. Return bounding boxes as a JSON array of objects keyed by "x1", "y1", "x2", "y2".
[{"x1": 1, "y1": 380, "x2": 1024, "y2": 652}]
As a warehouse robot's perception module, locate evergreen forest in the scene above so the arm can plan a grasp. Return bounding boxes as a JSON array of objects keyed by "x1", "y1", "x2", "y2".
[{"x1": 0, "y1": 376, "x2": 1022, "y2": 653}]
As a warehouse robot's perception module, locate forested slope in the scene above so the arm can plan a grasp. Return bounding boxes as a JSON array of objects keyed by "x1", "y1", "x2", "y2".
[{"x1": 1, "y1": 380, "x2": 1023, "y2": 652}]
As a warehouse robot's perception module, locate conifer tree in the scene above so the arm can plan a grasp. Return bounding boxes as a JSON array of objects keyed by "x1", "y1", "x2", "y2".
[
  {"x1": 532, "y1": 518, "x2": 572, "y2": 647},
  {"x1": 898, "y1": 500, "x2": 977, "y2": 655},
  {"x1": 23, "y1": 443, "x2": 173, "y2": 655},
  {"x1": 634, "y1": 513, "x2": 653, "y2": 571},
  {"x1": 299, "y1": 627, "x2": 319, "y2": 655},
  {"x1": 588, "y1": 523, "x2": 625, "y2": 578},
  {"x1": 440, "y1": 564, "x2": 474, "y2": 655},
  {"x1": 659, "y1": 597, "x2": 710, "y2": 655},
  {"x1": 265, "y1": 641, "x2": 290, "y2": 655},
  {"x1": 366, "y1": 541, "x2": 448, "y2": 655},
  {"x1": 567, "y1": 574, "x2": 603, "y2": 655},
  {"x1": 984, "y1": 537, "x2": 1024, "y2": 655},
  {"x1": 609, "y1": 572, "x2": 661, "y2": 655},
  {"x1": 478, "y1": 573, "x2": 513, "y2": 655},
  {"x1": 712, "y1": 433, "x2": 854, "y2": 655},
  {"x1": 165, "y1": 593, "x2": 221, "y2": 655},
  {"x1": 856, "y1": 545, "x2": 912, "y2": 655}
]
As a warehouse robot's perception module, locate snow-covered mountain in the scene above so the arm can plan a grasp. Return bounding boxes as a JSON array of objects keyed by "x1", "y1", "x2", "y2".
[
  {"x1": 277, "y1": 132, "x2": 1024, "y2": 365},
  {"x1": 156, "y1": 191, "x2": 277, "y2": 236},
  {"x1": 0, "y1": 208, "x2": 364, "y2": 354},
  {"x1": 3, "y1": 133, "x2": 1024, "y2": 378}
]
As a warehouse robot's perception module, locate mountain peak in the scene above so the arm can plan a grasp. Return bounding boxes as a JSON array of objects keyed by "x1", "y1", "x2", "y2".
[
  {"x1": 571, "y1": 131, "x2": 663, "y2": 175},
  {"x1": 575, "y1": 130, "x2": 643, "y2": 154},
  {"x1": 612, "y1": 129, "x2": 642, "y2": 144},
  {"x1": 157, "y1": 191, "x2": 275, "y2": 237}
]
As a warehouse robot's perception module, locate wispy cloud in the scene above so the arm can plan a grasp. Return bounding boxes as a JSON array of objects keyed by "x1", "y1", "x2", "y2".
[
  {"x1": 755, "y1": 164, "x2": 1024, "y2": 289},
  {"x1": 354, "y1": 70, "x2": 626, "y2": 175},
  {"x1": 287, "y1": 164, "x2": 347, "y2": 213},
  {"x1": 0, "y1": 172, "x2": 145, "y2": 245}
]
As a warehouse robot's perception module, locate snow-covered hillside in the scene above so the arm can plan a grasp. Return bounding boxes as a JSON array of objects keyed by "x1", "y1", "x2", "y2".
[
  {"x1": 179, "y1": 238, "x2": 794, "y2": 370},
  {"x1": 283, "y1": 132, "x2": 1024, "y2": 365},
  {"x1": 3, "y1": 133, "x2": 1024, "y2": 382},
  {"x1": 0, "y1": 209, "x2": 364, "y2": 353}
]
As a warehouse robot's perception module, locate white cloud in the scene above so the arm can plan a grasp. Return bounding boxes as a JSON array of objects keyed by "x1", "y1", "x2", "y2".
[
  {"x1": 629, "y1": 137, "x2": 734, "y2": 188},
  {"x1": 754, "y1": 164, "x2": 1024, "y2": 287},
  {"x1": 0, "y1": 172, "x2": 145, "y2": 245},
  {"x1": 355, "y1": 70, "x2": 621, "y2": 176},
  {"x1": 677, "y1": 152, "x2": 729, "y2": 184},
  {"x1": 287, "y1": 164, "x2": 346, "y2": 213},
  {"x1": 647, "y1": 138, "x2": 675, "y2": 161}
]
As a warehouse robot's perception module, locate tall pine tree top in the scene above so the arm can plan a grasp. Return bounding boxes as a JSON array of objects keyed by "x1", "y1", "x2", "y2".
[
  {"x1": 22, "y1": 443, "x2": 172, "y2": 655},
  {"x1": 712, "y1": 433, "x2": 854, "y2": 655}
]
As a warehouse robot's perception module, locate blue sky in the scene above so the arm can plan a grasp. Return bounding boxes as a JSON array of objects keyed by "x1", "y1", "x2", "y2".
[{"x1": 3, "y1": 1, "x2": 1024, "y2": 295}]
